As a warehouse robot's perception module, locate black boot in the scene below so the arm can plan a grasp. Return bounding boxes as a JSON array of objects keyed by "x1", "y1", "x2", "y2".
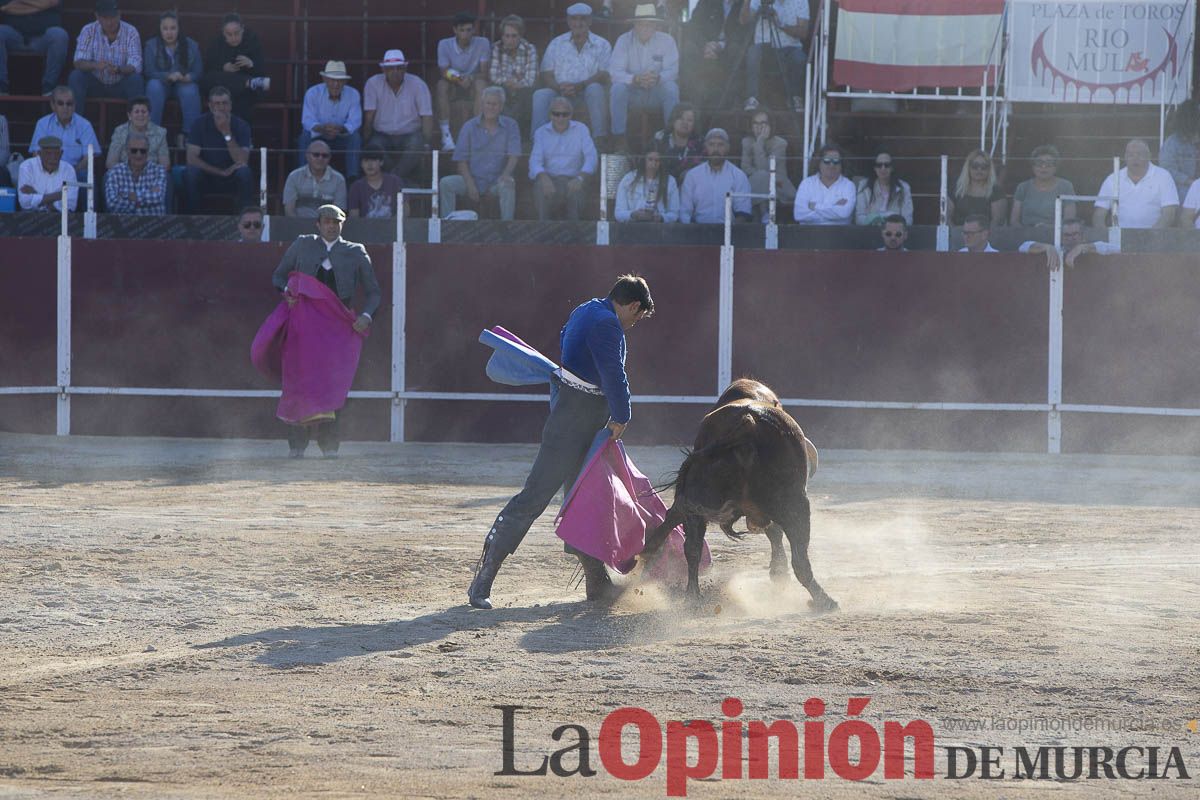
[
  {"x1": 578, "y1": 554, "x2": 617, "y2": 604},
  {"x1": 468, "y1": 535, "x2": 506, "y2": 610}
]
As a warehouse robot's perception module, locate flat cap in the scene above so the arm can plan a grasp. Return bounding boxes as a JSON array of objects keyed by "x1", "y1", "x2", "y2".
[
  {"x1": 317, "y1": 204, "x2": 346, "y2": 221},
  {"x1": 566, "y1": 3, "x2": 593, "y2": 16},
  {"x1": 704, "y1": 127, "x2": 730, "y2": 143},
  {"x1": 38, "y1": 135, "x2": 63, "y2": 149}
]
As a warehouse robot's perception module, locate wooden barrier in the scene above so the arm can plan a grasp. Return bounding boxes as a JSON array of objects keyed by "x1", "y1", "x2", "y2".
[{"x1": 2, "y1": 239, "x2": 1199, "y2": 453}]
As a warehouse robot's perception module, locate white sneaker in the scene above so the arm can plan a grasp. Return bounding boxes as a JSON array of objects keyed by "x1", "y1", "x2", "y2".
[
  {"x1": 744, "y1": 96, "x2": 759, "y2": 111},
  {"x1": 442, "y1": 131, "x2": 456, "y2": 151}
]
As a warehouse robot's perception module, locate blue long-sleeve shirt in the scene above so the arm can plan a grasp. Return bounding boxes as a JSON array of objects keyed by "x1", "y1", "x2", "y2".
[{"x1": 560, "y1": 298, "x2": 632, "y2": 424}]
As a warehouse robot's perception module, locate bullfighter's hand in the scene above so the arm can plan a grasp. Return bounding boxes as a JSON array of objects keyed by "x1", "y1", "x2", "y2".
[
  {"x1": 607, "y1": 420, "x2": 626, "y2": 439},
  {"x1": 284, "y1": 293, "x2": 297, "y2": 307},
  {"x1": 352, "y1": 314, "x2": 371, "y2": 333}
]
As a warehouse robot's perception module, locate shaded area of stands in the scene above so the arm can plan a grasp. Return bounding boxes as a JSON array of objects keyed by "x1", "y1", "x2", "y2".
[{"x1": 1, "y1": 0, "x2": 1186, "y2": 223}]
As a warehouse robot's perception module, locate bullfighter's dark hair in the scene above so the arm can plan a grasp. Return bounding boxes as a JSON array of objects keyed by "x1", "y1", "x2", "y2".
[
  {"x1": 883, "y1": 213, "x2": 907, "y2": 229},
  {"x1": 608, "y1": 275, "x2": 654, "y2": 316},
  {"x1": 963, "y1": 213, "x2": 990, "y2": 230}
]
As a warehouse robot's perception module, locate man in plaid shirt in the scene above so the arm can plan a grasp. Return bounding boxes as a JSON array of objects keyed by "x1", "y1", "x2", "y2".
[
  {"x1": 488, "y1": 15, "x2": 537, "y2": 134},
  {"x1": 104, "y1": 131, "x2": 167, "y2": 215},
  {"x1": 67, "y1": 0, "x2": 143, "y2": 108}
]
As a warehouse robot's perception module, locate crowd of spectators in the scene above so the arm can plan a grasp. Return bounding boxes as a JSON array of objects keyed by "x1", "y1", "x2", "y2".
[{"x1": 2, "y1": 0, "x2": 1199, "y2": 249}]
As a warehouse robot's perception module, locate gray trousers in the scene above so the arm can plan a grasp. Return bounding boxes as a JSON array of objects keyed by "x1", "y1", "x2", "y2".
[
  {"x1": 534, "y1": 174, "x2": 585, "y2": 221},
  {"x1": 487, "y1": 379, "x2": 611, "y2": 556}
]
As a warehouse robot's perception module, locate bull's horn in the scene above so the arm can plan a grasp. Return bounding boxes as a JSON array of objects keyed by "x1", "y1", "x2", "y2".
[{"x1": 803, "y1": 437, "x2": 819, "y2": 479}]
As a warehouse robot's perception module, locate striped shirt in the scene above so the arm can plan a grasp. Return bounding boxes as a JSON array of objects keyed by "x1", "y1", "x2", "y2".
[
  {"x1": 74, "y1": 21, "x2": 143, "y2": 84},
  {"x1": 489, "y1": 39, "x2": 538, "y2": 89}
]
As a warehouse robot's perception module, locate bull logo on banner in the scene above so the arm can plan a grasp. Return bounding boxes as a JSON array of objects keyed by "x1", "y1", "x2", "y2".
[
  {"x1": 1007, "y1": 1, "x2": 1194, "y2": 105},
  {"x1": 1031, "y1": 25, "x2": 1179, "y2": 102}
]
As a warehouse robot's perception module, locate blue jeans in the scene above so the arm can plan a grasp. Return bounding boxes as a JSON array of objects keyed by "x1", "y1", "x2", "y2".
[
  {"x1": 297, "y1": 129, "x2": 362, "y2": 179},
  {"x1": 532, "y1": 83, "x2": 607, "y2": 137},
  {"x1": 68, "y1": 69, "x2": 145, "y2": 108},
  {"x1": 146, "y1": 78, "x2": 202, "y2": 133},
  {"x1": 610, "y1": 80, "x2": 679, "y2": 136},
  {"x1": 745, "y1": 44, "x2": 806, "y2": 100},
  {"x1": 0, "y1": 25, "x2": 68, "y2": 94},
  {"x1": 184, "y1": 164, "x2": 255, "y2": 213}
]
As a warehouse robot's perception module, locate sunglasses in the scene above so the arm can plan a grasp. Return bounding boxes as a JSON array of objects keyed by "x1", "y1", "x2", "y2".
[
  {"x1": 882, "y1": 231, "x2": 904, "y2": 237},
  {"x1": 551, "y1": 111, "x2": 572, "y2": 117},
  {"x1": 54, "y1": 100, "x2": 75, "y2": 106},
  {"x1": 309, "y1": 151, "x2": 331, "y2": 158},
  {"x1": 875, "y1": 161, "x2": 893, "y2": 168},
  {"x1": 963, "y1": 228, "x2": 986, "y2": 235},
  {"x1": 128, "y1": 148, "x2": 148, "y2": 154},
  {"x1": 1033, "y1": 159, "x2": 1056, "y2": 167},
  {"x1": 821, "y1": 157, "x2": 841, "y2": 165},
  {"x1": 970, "y1": 161, "x2": 990, "y2": 169},
  {"x1": 241, "y1": 220, "x2": 263, "y2": 228}
]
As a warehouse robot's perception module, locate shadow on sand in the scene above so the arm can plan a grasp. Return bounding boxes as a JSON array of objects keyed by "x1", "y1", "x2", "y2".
[{"x1": 192, "y1": 600, "x2": 681, "y2": 666}]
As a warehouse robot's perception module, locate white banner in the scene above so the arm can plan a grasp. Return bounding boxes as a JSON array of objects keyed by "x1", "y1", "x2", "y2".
[{"x1": 1007, "y1": 1, "x2": 1195, "y2": 103}]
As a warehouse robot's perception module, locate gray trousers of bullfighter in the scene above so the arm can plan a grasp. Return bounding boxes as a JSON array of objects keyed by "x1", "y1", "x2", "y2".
[{"x1": 487, "y1": 378, "x2": 612, "y2": 556}]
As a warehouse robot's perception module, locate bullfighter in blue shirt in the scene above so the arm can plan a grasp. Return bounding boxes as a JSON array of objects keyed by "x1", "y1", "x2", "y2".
[{"x1": 468, "y1": 275, "x2": 654, "y2": 609}]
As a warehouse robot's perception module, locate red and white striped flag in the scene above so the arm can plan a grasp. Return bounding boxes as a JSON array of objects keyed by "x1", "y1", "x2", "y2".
[{"x1": 833, "y1": 0, "x2": 1006, "y2": 91}]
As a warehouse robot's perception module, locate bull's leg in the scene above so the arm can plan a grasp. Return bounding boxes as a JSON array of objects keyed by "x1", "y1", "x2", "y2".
[
  {"x1": 762, "y1": 523, "x2": 790, "y2": 583},
  {"x1": 682, "y1": 513, "x2": 707, "y2": 602},
  {"x1": 776, "y1": 497, "x2": 838, "y2": 612},
  {"x1": 641, "y1": 504, "x2": 683, "y2": 562}
]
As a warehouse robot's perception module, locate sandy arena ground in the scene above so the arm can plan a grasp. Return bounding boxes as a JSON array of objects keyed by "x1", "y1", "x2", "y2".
[{"x1": 1, "y1": 431, "x2": 1199, "y2": 798}]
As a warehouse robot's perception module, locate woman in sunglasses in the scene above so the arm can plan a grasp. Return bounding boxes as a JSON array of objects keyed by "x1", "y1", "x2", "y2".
[
  {"x1": 949, "y1": 149, "x2": 1006, "y2": 226},
  {"x1": 855, "y1": 150, "x2": 911, "y2": 225},
  {"x1": 1010, "y1": 144, "x2": 1075, "y2": 227}
]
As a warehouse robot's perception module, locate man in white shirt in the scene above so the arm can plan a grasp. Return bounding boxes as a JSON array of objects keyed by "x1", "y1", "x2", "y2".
[
  {"x1": 532, "y1": 4, "x2": 612, "y2": 144},
  {"x1": 1093, "y1": 139, "x2": 1178, "y2": 229},
  {"x1": 529, "y1": 95, "x2": 597, "y2": 220},
  {"x1": 18, "y1": 134, "x2": 76, "y2": 212},
  {"x1": 958, "y1": 214, "x2": 999, "y2": 253},
  {"x1": 1178, "y1": 175, "x2": 1200, "y2": 229},
  {"x1": 609, "y1": 5, "x2": 679, "y2": 153},
  {"x1": 794, "y1": 143, "x2": 855, "y2": 225},
  {"x1": 740, "y1": 0, "x2": 808, "y2": 112},
  {"x1": 1018, "y1": 217, "x2": 1119, "y2": 269},
  {"x1": 679, "y1": 127, "x2": 752, "y2": 224}
]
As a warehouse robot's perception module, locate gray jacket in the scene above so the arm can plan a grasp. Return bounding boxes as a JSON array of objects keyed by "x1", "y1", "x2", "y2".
[{"x1": 272, "y1": 234, "x2": 381, "y2": 317}]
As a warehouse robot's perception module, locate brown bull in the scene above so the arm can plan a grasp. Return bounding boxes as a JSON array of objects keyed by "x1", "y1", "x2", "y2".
[{"x1": 642, "y1": 379, "x2": 838, "y2": 611}]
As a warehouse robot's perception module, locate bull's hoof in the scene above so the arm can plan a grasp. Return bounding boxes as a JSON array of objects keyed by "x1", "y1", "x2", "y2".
[
  {"x1": 768, "y1": 563, "x2": 790, "y2": 584},
  {"x1": 808, "y1": 596, "x2": 839, "y2": 614}
]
